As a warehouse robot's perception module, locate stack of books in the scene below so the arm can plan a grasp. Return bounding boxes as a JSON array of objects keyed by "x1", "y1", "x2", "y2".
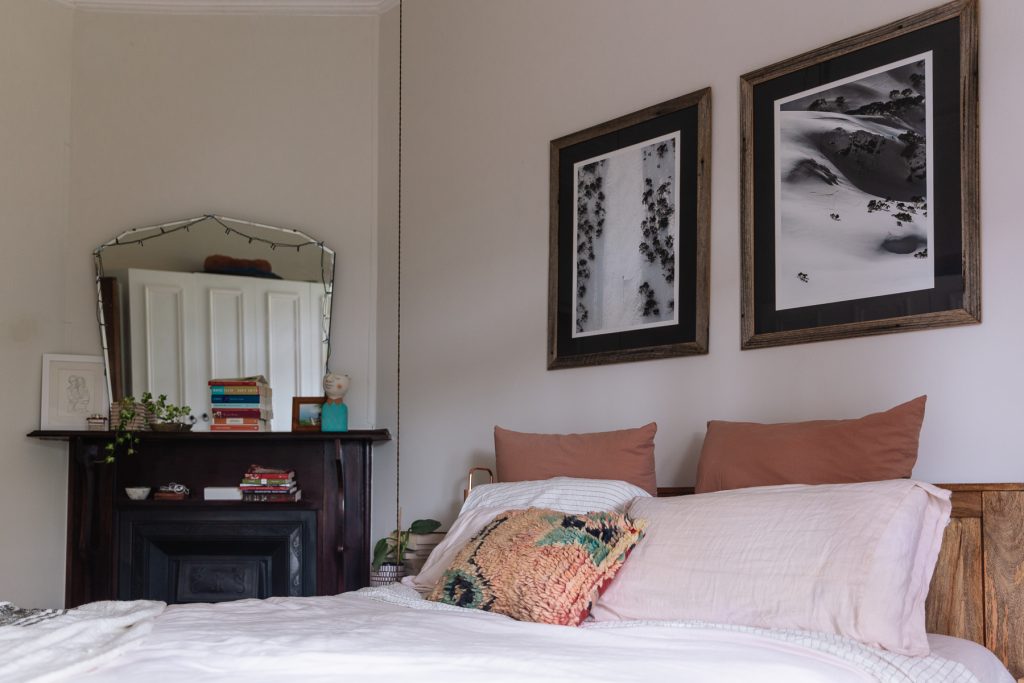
[
  {"x1": 240, "y1": 464, "x2": 302, "y2": 502},
  {"x1": 402, "y1": 531, "x2": 446, "y2": 575},
  {"x1": 209, "y1": 376, "x2": 272, "y2": 431}
]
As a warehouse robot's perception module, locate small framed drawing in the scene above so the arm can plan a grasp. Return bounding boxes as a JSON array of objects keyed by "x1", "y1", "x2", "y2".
[
  {"x1": 548, "y1": 88, "x2": 711, "y2": 369},
  {"x1": 291, "y1": 397, "x2": 324, "y2": 432},
  {"x1": 40, "y1": 354, "x2": 109, "y2": 430},
  {"x1": 740, "y1": 0, "x2": 979, "y2": 349}
]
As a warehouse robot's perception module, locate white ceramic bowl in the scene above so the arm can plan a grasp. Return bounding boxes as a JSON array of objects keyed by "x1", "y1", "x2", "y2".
[{"x1": 125, "y1": 486, "x2": 151, "y2": 501}]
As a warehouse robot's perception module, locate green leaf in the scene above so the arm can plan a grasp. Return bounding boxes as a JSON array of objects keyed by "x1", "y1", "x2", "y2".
[
  {"x1": 372, "y1": 537, "x2": 391, "y2": 570},
  {"x1": 409, "y1": 519, "x2": 441, "y2": 534}
]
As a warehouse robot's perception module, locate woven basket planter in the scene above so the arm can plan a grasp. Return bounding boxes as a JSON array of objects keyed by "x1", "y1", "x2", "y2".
[
  {"x1": 369, "y1": 564, "x2": 406, "y2": 587},
  {"x1": 109, "y1": 400, "x2": 151, "y2": 431}
]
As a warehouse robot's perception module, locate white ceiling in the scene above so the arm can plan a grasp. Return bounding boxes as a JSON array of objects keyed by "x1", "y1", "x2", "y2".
[{"x1": 58, "y1": 0, "x2": 397, "y2": 16}]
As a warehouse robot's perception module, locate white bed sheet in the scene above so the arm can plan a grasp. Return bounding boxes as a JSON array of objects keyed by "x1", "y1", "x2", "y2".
[{"x1": 50, "y1": 586, "x2": 1010, "y2": 683}]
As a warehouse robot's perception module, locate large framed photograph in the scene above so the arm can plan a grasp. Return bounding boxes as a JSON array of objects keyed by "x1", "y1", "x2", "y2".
[
  {"x1": 740, "y1": 0, "x2": 978, "y2": 349},
  {"x1": 548, "y1": 88, "x2": 711, "y2": 369},
  {"x1": 40, "y1": 354, "x2": 109, "y2": 430}
]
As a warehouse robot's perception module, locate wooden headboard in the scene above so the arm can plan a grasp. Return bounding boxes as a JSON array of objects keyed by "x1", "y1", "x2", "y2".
[{"x1": 657, "y1": 483, "x2": 1024, "y2": 679}]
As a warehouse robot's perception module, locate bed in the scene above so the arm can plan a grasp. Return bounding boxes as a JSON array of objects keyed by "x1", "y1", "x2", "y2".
[
  {"x1": 4, "y1": 409, "x2": 1022, "y2": 683},
  {"x1": 3, "y1": 479, "x2": 1019, "y2": 683}
]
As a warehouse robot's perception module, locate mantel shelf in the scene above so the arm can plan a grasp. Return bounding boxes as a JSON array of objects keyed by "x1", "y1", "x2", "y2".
[{"x1": 28, "y1": 429, "x2": 391, "y2": 442}]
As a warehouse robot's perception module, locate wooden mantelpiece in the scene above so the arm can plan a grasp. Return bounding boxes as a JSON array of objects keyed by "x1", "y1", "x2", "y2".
[{"x1": 30, "y1": 429, "x2": 389, "y2": 608}]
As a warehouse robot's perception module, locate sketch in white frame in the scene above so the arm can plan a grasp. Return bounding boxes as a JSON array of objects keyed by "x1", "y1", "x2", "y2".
[{"x1": 40, "y1": 354, "x2": 109, "y2": 430}]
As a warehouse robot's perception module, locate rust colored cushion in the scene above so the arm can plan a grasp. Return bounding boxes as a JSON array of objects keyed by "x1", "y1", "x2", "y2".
[
  {"x1": 494, "y1": 423, "x2": 658, "y2": 496},
  {"x1": 694, "y1": 396, "x2": 926, "y2": 494}
]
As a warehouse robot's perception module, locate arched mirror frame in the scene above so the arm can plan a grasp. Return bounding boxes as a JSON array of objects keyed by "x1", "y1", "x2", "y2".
[{"x1": 93, "y1": 214, "x2": 335, "y2": 411}]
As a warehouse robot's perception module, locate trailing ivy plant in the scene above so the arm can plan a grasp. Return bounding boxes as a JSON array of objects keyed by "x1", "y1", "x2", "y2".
[{"x1": 104, "y1": 397, "x2": 142, "y2": 464}]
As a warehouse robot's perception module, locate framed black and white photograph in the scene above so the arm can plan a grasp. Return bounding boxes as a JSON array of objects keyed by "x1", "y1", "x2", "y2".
[
  {"x1": 40, "y1": 354, "x2": 109, "y2": 430},
  {"x1": 740, "y1": 0, "x2": 978, "y2": 349},
  {"x1": 548, "y1": 88, "x2": 711, "y2": 369}
]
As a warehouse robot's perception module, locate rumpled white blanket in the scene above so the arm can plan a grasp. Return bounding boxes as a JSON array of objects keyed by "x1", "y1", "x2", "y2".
[
  {"x1": 1, "y1": 586, "x2": 1006, "y2": 683},
  {"x1": 0, "y1": 600, "x2": 164, "y2": 683}
]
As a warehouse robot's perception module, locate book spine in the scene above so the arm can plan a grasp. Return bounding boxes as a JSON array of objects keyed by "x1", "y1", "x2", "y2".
[
  {"x1": 214, "y1": 417, "x2": 263, "y2": 425},
  {"x1": 208, "y1": 379, "x2": 268, "y2": 387},
  {"x1": 209, "y1": 424, "x2": 266, "y2": 432},
  {"x1": 210, "y1": 386, "x2": 267, "y2": 395},
  {"x1": 211, "y1": 408, "x2": 270, "y2": 419},
  {"x1": 210, "y1": 395, "x2": 265, "y2": 404},
  {"x1": 241, "y1": 477, "x2": 293, "y2": 484},
  {"x1": 239, "y1": 487, "x2": 297, "y2": 494},
  {"x1": 242, "y1": 492, "x2": 301, "y2": 503}
]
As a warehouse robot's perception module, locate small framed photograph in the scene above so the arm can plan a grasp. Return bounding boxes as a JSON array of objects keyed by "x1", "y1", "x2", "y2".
[
  {"x1": 40, "y1": 354, "x2": 109, "y2": 430},
  {"x1": 291, "y1": 397, "x2": 324, "y2": 432},
  {"x1": 548, "y1": 87, "x2": 712, "y2": 369},
  {"x1": 740, "y1": 0, "x2": 979, "y2": 349}
]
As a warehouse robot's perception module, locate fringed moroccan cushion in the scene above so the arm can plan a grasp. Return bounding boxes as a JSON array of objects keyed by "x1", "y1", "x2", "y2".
[{"x1": 426, "y1": 507, "x2": 645, "y2": 626}]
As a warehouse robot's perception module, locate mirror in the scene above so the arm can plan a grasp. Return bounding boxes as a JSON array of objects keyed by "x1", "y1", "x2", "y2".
[{"x1": 94, "y1": 215, "x2": 334, "y2": 431}]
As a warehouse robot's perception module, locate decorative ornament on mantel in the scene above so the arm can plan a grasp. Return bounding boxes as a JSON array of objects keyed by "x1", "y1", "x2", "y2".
[{"x1": 321, "y1": 372, "x2": 350, "y2": 432}]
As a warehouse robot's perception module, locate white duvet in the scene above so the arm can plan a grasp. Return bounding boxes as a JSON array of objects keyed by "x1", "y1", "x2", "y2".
[{"x1": 2, "y1": 585, "x2": 1012, "y2": 683}]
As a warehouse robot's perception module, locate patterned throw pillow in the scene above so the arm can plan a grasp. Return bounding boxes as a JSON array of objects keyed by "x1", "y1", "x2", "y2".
[{"x1": 427, "y1": 508, "x2": 645, "y2": 626}]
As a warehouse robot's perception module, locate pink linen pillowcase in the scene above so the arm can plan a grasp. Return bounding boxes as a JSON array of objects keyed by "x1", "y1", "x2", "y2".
[
  {"x1": 589, "y1": 479, "x2": 951, "y2": 656},
  {"x1": 495, "y1": 423, "x2": 657, "y2": 495},
  {"x1": 695, "y1": 396, "x2": 926, "y2": 493},
  {"x1": 426, "y1": 508, "x2": 646, "y2": 626}
]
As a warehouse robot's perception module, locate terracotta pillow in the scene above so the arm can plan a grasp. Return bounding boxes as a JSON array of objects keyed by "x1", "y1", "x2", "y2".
[
  {"x1": 695, "y1": 396, "x2": 926, "y2": 494},
  {"x1": 494, "y1": 423, "x2": 657, "y2": 495},
  {"x1": 427, "y1": 508, "x2": 646, "y2": 626}
]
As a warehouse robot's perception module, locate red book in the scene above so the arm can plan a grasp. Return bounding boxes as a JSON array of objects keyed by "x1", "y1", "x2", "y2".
[
  {"x1": 212, "y1": 408, "x2": 272, "y2": 419},
  {"x1": 210, "y1": 424, "x2": 266, "y2": 432}
]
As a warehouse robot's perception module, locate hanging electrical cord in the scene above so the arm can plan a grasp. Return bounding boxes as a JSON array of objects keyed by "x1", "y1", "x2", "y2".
[{"x1": 395, "y1": 0, "x2": 404, "y2": 533}]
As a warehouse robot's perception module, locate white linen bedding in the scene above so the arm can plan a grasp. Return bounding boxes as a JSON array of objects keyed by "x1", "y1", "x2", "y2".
[{"x1": 4, "y1": 585, "x2": 1012, "y2": 683}]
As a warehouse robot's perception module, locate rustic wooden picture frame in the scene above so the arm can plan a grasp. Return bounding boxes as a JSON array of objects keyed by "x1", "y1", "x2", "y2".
[
  {"x1": 291, "y1": 396, "x2": 324, "y2": 432},
  {"x1": 740, "y1": 0, "x2": 979, "y2": 349},
  {"x1": 548, "y1": 88, "x2": 712, "y2": 369}
]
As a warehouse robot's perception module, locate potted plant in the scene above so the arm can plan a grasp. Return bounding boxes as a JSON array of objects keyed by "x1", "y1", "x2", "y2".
[
  {"x1": 141, "y1": 392, "x2": 194, "y2": 432},
  {"x1": 370, "y1": 518, "x2": 441, "y2": 586}
]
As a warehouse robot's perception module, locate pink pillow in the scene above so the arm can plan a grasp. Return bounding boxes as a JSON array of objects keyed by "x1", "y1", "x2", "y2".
[
  {"x1": 695, "y1": 396, "x2": 926, "y2": 493},
  {"x1": 495, "y1": 423, "x2": 657, "y2": 495},
  {"x1": 590, "y1": 480, "x2": 951, "y2": 655}
]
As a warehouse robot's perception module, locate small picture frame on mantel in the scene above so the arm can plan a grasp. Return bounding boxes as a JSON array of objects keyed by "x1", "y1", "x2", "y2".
[
  {"x1": 291, "y1": 396, "x2": 324, "y2": 432},
  {"x1": 40, "y1": 354, "x2": 109, "y2": 430}
]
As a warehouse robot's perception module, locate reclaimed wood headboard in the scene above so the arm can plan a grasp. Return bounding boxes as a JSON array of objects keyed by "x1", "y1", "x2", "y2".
[
  {"x1": 926, "y1": 484, "x2": 1024, "y2": 680},
  {"x1": 657, "y1": 483, "x2": 1024, "y2": 680}
]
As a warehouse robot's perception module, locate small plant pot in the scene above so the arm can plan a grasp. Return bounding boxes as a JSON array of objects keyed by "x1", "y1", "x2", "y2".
[
  {"x1": 369, "y1": 563, "x2": 405, "y2": 587},
  {"x1": 150, "y1": 422, "x2": 193, "y2": 432}
]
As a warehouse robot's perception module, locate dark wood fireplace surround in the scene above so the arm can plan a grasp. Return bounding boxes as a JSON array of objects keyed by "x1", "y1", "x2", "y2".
[{"x1": 29, "y1": 429, "x2": 389, "y2": 608}]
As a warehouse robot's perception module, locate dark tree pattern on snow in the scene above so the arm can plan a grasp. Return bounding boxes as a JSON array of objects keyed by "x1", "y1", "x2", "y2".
[
  {"x1": 638, "y1": 139, "x2": 676, "y2": 317},
  {"x1": 575, "y1": 160, "x2": 607, "y2": 332}
]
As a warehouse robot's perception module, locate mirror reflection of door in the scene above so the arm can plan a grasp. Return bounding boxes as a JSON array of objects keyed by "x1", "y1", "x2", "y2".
[{"x1": 94, "y1": 215, "x2": 334, "y2": 432}]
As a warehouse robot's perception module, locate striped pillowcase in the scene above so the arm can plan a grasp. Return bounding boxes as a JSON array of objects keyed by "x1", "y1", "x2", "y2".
[{"x1": 461, "y1": 477, "x2": 650, "y2": 516}]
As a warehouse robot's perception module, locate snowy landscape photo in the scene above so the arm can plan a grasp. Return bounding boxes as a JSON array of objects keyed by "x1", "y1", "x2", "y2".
[
  {"x1": 773, "y1": 53, "x2": 934, "y2": 311},
  {"x1": 573, "y1": 131, "x2": 680, "y2": 337}
]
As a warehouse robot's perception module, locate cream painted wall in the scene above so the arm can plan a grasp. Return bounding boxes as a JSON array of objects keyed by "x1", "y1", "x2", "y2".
[
  {"x1": 392, "y1": 0, "x2": 1024, "y2": 527},
  {"x1": 66, "y1": 10, "x2": 381, "y2": 427},
  {"x1": 0, "y1": 0, "x2": 75, "y2": 607}
]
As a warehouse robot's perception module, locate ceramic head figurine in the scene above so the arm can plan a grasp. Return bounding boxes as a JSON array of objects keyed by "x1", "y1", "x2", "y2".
[
  {"x1": 323, "y1": 372, "x2": 350, "y2": 402},
  {"x1": 321, "y1": 372, "x2": 350, "y2": 432}
]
